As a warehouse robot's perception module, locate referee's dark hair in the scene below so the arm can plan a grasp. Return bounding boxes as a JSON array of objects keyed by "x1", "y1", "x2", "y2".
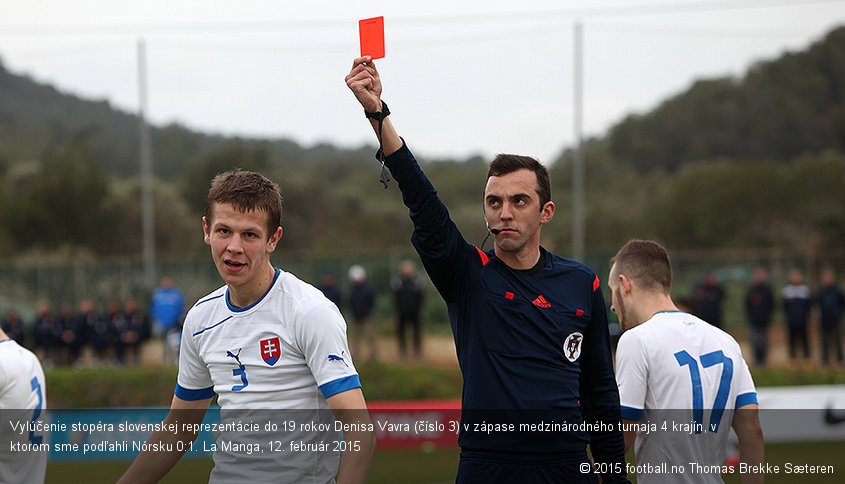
[
  {"x1": 487, "y1": 154, "x2": 551, "y2": 209},
  {"x1": 610, "y1": 239, "x2": 673, "y2": 294}
]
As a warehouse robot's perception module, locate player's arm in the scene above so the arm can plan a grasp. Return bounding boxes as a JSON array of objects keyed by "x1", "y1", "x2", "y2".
[
  {"x1": 116, "y1": 394, "x2": 211, "y2": 484},
  {"x1": 732, "y1": 403, "x2": 764, "y2": 484},
  {"x1": 622, "y1": 418, "x2": 637, "y2": 455},
  {"x1": 615, "y1": 326, "x2": 648, "y2": 461},
  {"x1": 580, "y1": 281, "x2": 630, "y2": 483},
  {"x1": 326, "y1": 388, "x2": 376, "y2": 484}
]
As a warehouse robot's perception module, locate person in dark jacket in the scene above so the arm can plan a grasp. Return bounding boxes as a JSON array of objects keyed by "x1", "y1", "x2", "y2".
[
  {"x1": 391, "y1": 260, "x2": 426, "y2": 361},
  {"x1": 694, "y1": 271, "x2": 725, "y2": 329},
  {"x1": 121, "y1": 298, "x2": 150, "y2": 367},
  {"x1": 818, "y1": 268, "x2": 844, "y2": 366},
  {"x1": 317, "y1": 271, "x2": 342, "y2": 309},
  {"x1": 745, "y1": 267, "x2": 774, "y2": 366},
  {"x1": 32, "y1": 300, "x2": 58, "y2": 364},
  {"x1": 348, "y1": 264, "x2": 377, "y2": 361},
  {"x1": 782, "y1": 269, "x2": 811, "y2": 362}
]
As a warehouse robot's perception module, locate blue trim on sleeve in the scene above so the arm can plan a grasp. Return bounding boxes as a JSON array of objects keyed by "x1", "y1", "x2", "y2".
[
  {"x1": 319, "y1": 374, "x2": 361, "y2": 399},
  {"x1": 736, "y1": 392, "x2": 758, "y2": 408},
  {"x1": 620, "y1": 406, "x2": 643, "y2": 421},
  {"x1": 0, "y1": 339, "x2": 11, "y2": 344},
  {"x1": 174, "y1": 384, "x2": 216, "y2": 401}
]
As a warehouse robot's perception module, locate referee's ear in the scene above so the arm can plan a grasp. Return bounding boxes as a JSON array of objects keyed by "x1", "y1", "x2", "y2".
[{"x1": 539, "y1": 201, "x2": 555, "y2": 225}]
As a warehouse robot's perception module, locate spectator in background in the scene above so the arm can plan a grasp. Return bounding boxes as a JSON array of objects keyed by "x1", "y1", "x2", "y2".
[
  {"x1": 103, "y1": 299, "x2": 126, "y2": 365},
  {"x1": 32, "y1": 300, "x2": 57, "y2": 365},
  {"x1": 391, "y1": 259, "x2": 426, "y2": 362},
  {"x1": 782, "y1": 268, "x2": 812, "y2": 363},
  {"x1": 745, "y1": 267, "x2": 774, "y2": 367},
  {"x1": 121, "y1": 298, "x2": 150, "y2": 367},
  {"x1": 694, "y1": 271, "x2": 725, "y2": 329},
  {"x1": 3, "y1": 310, "x2": 26, "y2": 346},
  {"x1": 150, "y1": 276, "x2": 185, "y2": 365},
  {"x1": 56, "y1": 302, "x2": 79, "y2": 365},
  {"x1": 818, "y1": 268, "x2": 844, "y2": 367},
  {"x1": 348, "y1": 264, "x2": 377, "y2": 361},
  {"x1": 317, "y1": 271, "x2": 342, "y2": 309},
  {"x1": 77, "y1": 299, "x2": 100, "y2": 365}
]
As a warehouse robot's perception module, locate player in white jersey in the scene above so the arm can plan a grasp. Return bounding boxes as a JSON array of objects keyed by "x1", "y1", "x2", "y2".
[
  {"x1": 608, "y1": 240, "x2": 763, "y2": 484},
  {"x1": 0, "y1": 327, "x2": 48, "y2": 484},
  {"x1": 119, "y1": 170, "x2": 374, "y2": 484}
]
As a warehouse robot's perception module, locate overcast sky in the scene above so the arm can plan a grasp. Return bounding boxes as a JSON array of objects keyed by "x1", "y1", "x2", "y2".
[{"x1": 1, "y1": 0, "x2": 844, "y2": 163}]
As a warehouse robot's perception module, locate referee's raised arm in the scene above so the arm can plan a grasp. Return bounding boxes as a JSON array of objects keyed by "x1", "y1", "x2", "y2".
[{"x1": 345, "y1": 56, "x2": 402, "y2": 156}]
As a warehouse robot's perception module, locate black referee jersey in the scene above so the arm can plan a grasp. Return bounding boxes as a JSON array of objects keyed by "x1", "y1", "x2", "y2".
[{"x1": 383, "y1": 141, "x2": 628, "y2": 482}]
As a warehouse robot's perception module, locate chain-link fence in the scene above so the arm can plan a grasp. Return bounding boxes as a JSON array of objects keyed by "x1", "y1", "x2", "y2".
[{"x1": 2, "y1": 247, "x2": 844, "y2": 333}]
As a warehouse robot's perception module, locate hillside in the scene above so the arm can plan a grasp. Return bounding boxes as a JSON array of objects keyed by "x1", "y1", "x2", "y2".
[
  {"x1": 0, "y1": 26, "x2": 844, "y2": 263},
  {"x1": 604, "y1": 26, "x2": 845, "y2": 173},
  {"x1": 0, "y1": 60, "x2": 376, "y2": 178}
]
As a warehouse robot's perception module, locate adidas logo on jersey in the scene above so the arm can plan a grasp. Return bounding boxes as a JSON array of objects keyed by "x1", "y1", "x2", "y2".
[{"x1": 532, "y1": 295, "x2": 551, "y2": 308}]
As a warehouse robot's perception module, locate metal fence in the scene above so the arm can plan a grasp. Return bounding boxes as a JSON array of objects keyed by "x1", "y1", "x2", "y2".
[{"x1": 2, "y1": 247, "x2": 843, "y2": 332}]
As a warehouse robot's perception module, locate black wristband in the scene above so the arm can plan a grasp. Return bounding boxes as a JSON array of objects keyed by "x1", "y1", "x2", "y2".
[{"x1": 365, "y1": 100, "x2": 390, "y2": 121}]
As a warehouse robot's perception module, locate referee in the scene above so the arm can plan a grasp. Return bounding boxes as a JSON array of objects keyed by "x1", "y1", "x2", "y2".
[{"x1": 346, "y1": 56, "x2": 628, "y2": 483}]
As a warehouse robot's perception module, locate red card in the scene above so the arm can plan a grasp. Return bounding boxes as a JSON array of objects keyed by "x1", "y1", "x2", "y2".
[{"x1": 359, "y1": 16, "x2": 385, "y2": 59}]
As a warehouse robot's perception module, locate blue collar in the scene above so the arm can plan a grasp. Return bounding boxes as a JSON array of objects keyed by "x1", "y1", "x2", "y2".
[{"x1": 226, "y1": 268, "x2": 281, "y2": 312}]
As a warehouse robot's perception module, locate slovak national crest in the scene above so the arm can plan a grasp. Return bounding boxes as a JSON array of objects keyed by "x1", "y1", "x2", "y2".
[
  {"x1": 260, "y1": 337, "x2": 281, "y2": 366},
  {"x1": 563, "y1": 332, "x2": 583, "y2": 362}
]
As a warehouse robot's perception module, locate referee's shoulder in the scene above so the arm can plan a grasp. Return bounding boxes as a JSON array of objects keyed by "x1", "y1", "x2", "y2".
[{"x1": 547, "y1": 251, "x2": 600, "y2": 283}]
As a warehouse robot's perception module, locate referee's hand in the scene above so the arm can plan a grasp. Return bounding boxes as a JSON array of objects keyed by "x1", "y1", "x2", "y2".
[{"x1": 345, "y1": 56, "x2": 383, "y2": 113}]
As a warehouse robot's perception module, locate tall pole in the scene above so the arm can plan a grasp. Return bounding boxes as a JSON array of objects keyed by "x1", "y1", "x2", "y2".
[
  {"x1": 572, "y1": 21, "x2": 585, "y2": 262},
  {"x1": 138, "y1": 39, "x2": 156, "y2": 287}
]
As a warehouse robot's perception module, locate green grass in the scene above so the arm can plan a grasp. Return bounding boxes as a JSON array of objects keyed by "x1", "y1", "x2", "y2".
[
  {"x1": 750, "y1": 367, "x2": 845, "y2": 387},
  {"x1": 44, "y1": 363, "x2": 844, "y2": 408},
  {"x1": 46, "y1": 441, "x2": 844, "y2": 483}
]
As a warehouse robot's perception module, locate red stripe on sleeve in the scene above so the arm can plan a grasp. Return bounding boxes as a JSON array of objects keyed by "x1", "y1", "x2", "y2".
[
  {"x1": 474, "y1": 246, "x2": 489, "y2": 266},
  {"x1": 593, "y1": 275, "x2": 600, "y2": 291}
]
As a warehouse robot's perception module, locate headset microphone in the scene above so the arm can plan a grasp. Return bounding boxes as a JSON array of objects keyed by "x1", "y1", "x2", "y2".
[{"x1": 485, "y1": 221, "x2": 501, "y2": 235}]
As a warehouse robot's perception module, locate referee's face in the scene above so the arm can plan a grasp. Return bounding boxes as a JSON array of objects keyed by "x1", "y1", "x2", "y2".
[{"x1": 484, "y1": 169, "x2": 553, "y2": 254}]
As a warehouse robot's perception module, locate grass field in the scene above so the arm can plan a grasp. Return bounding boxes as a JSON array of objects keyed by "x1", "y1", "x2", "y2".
[{"x1": 46, "y1": 441, "x2": 843, "y2": 483}]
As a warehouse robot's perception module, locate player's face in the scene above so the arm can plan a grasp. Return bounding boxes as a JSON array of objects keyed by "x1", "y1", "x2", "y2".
[
  {"x1": 203, "y1": 202, "x2": 282, "y2": 298},
  {"x1": 484, "y1": 169, "x2": 553, "y2": 254},
  {"x1": 608, "y1": 264, "x2": 632, "y2": 330}
]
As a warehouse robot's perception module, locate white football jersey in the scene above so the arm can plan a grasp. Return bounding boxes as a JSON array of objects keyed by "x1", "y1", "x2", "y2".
[
  {"x1": 616, "y1": 311, "x2": 757, "y2": 484},
  {"x1": 177, "y1": 268, "x2": 360, "y2": 483},
  {"x1": 0, "y1": 339, "x2": 47, "y2": 484}
]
